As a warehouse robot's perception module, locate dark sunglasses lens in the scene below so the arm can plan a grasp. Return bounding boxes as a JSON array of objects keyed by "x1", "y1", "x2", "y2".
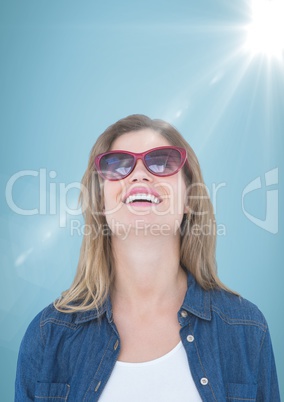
[
  {"x1": 145, "y1": 148, "x2": 182, "y2": 175},
  {"x1": 100, "y1": 153, "x2": 135, "y2": 179}
]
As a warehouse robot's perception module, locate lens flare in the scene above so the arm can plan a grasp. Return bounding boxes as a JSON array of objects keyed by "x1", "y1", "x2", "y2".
[{"x1": 245, "y1": 0, "x2": 284, "y2": 59}]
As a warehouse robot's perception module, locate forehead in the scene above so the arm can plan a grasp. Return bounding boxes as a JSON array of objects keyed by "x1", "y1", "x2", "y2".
[{"x1": 110, "y1": 129, "x2": 171, "y2": 153}]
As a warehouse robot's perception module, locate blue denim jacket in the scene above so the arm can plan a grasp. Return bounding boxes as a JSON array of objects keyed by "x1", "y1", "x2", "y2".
[{"x1": 15, "y1": 272, "x2": 280, "y2": 401}]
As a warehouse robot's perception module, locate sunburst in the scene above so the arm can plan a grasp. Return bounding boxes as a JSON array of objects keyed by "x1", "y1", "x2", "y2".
[{"x1": 244, "y1": 0, "x2": 284, "y2": 60}]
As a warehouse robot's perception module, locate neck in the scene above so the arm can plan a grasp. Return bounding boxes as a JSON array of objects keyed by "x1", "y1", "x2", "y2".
[{"x1": 110, "y1": 232, "x2": 187, "y2": 311}]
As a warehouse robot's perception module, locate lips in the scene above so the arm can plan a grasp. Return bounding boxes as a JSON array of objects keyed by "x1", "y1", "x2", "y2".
[{"x1": 123, "y1": 187, "x2": 162, "y2": 205}]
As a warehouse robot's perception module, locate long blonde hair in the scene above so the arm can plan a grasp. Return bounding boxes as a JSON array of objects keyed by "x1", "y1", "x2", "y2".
[{"x1": 54, "y1": 114, "x2": 234, "y2": 313}]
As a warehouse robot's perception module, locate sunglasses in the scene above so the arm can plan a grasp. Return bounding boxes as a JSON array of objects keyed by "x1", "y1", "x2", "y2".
[{"x1": 94, "y1": 146, "x2": 187, "y2": 181}]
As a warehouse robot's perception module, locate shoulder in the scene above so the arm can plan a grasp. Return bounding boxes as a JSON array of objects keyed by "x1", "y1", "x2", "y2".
[
  {"x1": 25, "y1": 301, "x2": 105, "y2": 335},
  {"x1": 23, "y1": 303, "x2": 79, "y2": 342},
  {"x1": 39, "y1": 303, "x2": 78, "y2": 329},
  {"x1": 184, "y1": 271, "x2": 268, "y2": 332},
  {"x1": 20, "y1": 304, "x2": 88, "y2": 353},
  {"x1": 209, "y1": 288, "x2": 268, "y2": 331}
]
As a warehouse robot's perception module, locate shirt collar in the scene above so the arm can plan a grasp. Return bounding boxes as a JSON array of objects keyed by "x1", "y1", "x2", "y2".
[
  {"x1": 74, "y1": 270, "x2": 211, "y2": 324},
  {"x1": 74, "y1": 291, "x2": 114, "y2": 324},
  {"x1": 181, "y1": 270, "x2": 212, "y2": 321}
]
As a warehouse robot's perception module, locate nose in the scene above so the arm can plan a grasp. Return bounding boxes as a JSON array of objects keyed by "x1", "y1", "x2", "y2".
[{"x1": 128, "y1": 159, "x2": 153, "y2": 182}]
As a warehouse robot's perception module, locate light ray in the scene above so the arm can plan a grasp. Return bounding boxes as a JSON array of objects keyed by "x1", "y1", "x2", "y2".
[{"x1": 15, "y1": 247, "x2": 34, "y2": 267}]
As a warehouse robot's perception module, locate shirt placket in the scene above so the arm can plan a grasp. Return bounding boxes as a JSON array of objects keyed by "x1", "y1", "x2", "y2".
[
  {"x1": 178, "y1": 309, "x2": 218, "y2": 402},
  {"x1": 83, "y1": 320, "x2": 120, "y2": 402}
]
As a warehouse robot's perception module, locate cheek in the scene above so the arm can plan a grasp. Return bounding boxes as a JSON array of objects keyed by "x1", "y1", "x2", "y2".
[
  {"x1": 103, "y1": 181, "x2": 124, "y2": 210},
  {"x1": 168, "y1": 175, "x2": 188, "y2": 209},
  {"x1": 153, "y1": 176, "x2": 187, "y2": 216},
  {"x1": 175, "y1": 182, "x2": 188, "y2": 214}
]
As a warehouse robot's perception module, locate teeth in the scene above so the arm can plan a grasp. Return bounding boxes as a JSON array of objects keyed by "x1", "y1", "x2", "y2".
[{"x1": 125, "y1": 193, "x2": 160, "y2": 204}]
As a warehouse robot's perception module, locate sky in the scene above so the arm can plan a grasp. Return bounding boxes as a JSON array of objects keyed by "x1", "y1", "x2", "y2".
[{"x1": 0, "y1": 0, "x2": 283, "y2": 399}]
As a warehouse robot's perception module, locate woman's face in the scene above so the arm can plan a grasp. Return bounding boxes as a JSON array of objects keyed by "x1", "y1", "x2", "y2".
[{"x1": 103, "y1": 129, "x2": 189, "y2": 238}]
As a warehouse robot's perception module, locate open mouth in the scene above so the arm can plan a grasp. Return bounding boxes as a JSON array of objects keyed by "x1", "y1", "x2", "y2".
[{"x1": 124, "y1": 193, "x2": 161, "y2": 205}]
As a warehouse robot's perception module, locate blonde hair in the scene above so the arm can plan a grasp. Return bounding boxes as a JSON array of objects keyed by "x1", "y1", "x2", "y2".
[{"x1": 54, "y1": 114, "x2": 235, "y2": 313}]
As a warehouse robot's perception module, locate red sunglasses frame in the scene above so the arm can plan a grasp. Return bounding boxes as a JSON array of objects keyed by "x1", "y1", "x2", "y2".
[{"x1": 94, "y1": 146, "x2": 187, "y2": 181}]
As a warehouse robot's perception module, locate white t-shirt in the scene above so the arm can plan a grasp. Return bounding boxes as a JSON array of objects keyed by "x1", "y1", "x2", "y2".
[{"x1": 99, "y1": 341, "x2": 202, "y2": 402}]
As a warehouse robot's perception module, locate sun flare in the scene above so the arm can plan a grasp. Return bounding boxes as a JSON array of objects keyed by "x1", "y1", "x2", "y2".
[{"x1": 244, "y1": 0, "x2": 284, "y2": 59}]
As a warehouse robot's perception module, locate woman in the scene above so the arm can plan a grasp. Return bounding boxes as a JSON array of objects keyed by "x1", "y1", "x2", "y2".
[{"x1": 15, "y1": 114, "x2": 280, "y2": 401}]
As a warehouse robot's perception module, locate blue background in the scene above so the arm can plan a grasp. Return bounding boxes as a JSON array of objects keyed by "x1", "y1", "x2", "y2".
[{"x1": 0, "y1": 0, "x2": 283, "y2": 400}]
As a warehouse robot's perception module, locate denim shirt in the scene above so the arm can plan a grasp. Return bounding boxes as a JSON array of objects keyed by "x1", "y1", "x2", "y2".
[{"x1": 15, "y1": 272, "x2": 280, "y2": 402}]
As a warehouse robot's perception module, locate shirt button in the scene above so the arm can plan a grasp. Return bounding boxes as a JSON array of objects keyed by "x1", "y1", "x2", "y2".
[
  {"x1": 181, "y1": 310, "x2": 188, "y2": 318},
  {"x1": 114, "y1": 340, "x2": 119, "y2": 350},
  {"x1": 200, "y1": 377, "x2": 208, "y2": 386},
  {"x1": 186, "y1": 335, "x2": 194, "y2": 342}
]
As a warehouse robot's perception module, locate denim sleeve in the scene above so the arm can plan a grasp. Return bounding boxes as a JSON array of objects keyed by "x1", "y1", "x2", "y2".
[
  {"x1": 256, "y1": 325, "x2": 281, "y2": 401},
  {"x1": 14, "y1": 310, "x2": 44, "y2": 401}
]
